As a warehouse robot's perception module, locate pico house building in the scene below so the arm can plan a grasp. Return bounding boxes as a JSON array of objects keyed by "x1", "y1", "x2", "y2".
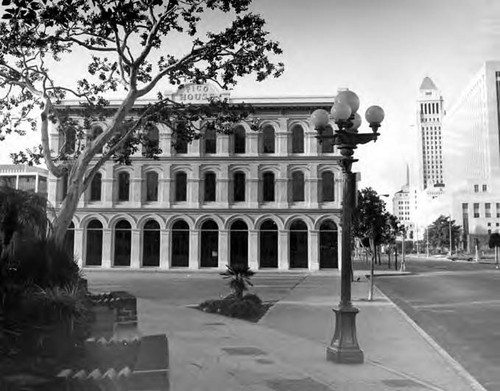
[{"x1": 48, "y1": 84, "x2": 346, "y2": 271}]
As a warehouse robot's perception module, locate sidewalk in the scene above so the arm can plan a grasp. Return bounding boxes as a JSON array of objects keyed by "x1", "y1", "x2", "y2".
[{"x1": 137, "y1": 273, "x2": 485, "y2": 391}]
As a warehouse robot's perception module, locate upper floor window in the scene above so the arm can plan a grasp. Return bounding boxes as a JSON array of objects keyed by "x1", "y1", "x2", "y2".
[
  {"x1": 483, "y1": 184, "x2": 488, "y2": 192},
  {"x1": 474, "y1": 184, "x2": 479, "y2": 193},
  {"x1": 233, "y1": 126, "x2": 246, "y2": 154},
  {"x1": 473, "y1": 203, "x2": 480, "y2": 218},
  {"x1": 321, "y1": 171, "x2": 334, "y2": 202},
  {"x1": 175, "y1": 171, "x2": 187, "y2": 202},
  {"x1": 291, "y1": 125, "x2": 304, "y2": 153},
  {"x1": 174, "y1": 122, "x2": 188, "y2": 154},
  {"x1": 90, "y1": 125, "x2": 104, "y2": 154},
  {"x1": 485, "y1": 202, "x2": 491, "y2": 218},
  {"x1": 145, "y1": 171, "x2": 159, "y2": 202},
  {"x1": 261, "y1": 125, "x2": 275, "y2": 153},
  {"x1": 118, "y1": 172, "x2": 130, "y2": 201},
  {"x1": 233, "y1": 171, "x2": 246, "y2": 202},
  {"x1": 263, "y1": 171, "x2": 275, "y2": 202},
  {"x1": 90, "y1": 172, "x2": 102, "y2": 201},
  {"x1": 292, "y1": 171, "x2": 305, "y2": 202},
  {"x1": 204, "y1": 172, "x2": 216, "y2": 202},
  {"x1": 64, "y1": 127, "x2": 76, "y2": 154},
  {"x1": 204, "y1": 126, "x2": 216, "y2": 154},
  {"x1": 321, "y1": 126, "x2": 334, "y2": 153},
  {"x1": 143, "y1": 124, "x2": 159, "y2": 156}
]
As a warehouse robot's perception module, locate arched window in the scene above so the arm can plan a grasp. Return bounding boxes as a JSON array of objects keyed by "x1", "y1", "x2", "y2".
[
  {"x1": 233, "y1": 126, "x2": 246, "y2": 154},
  {"x1": 172, "y1": 220, "x2": 189, "y2": 267},
  {"x1": 230, "y1": 220, "x2": 248, "y2": 267},
  {"x1": 320, "y1": 220, "x2": 338, "y2": 268},
  {"x1": 64, "y1": 221, "x2": 75, "y2": 257},
  {"x1": 204, "y1": 126, "x2": 216, "y2": 154},
  {"x1": 262, "y1": 125, "x2": 275, "y2": 153},
  {"x1": 145, "y1": 171, "x2": 159, "y2": 202},
  {"x1": 90, "y1": 173, "x2": 102, "y2": 201},
  {"x1": 292, "y1": 171, "x2": 305, "y2": 202},
  {"x1": 143, "y1": 124, "x2": 159, "y2": 155},
  {"x1": 263, "y1": 171, "x2": 275, "y2": 202},
  {"x1": 118, "y1": 172, "x2": 130, "y2": 202},
  {"x1": 260, "y1": 220, "x2": 278, "y2": 268},
  {"x1": 114, "y1": 220, "x2": 131, "y2": 266},
  {"x1": 204, "y1": 172, "x2": 216, "y2": 202},
  {"x1": 291, "y1": 125, "x2": 304, "y2": 153},
  {"x1": 233, "y1": 171, "x2": 246, "y2": 202},
  {"x1": 64, "y1": 128, "x2": 76, "y2": 154},
  {"x1": 86, "y1": 219, "x2": 102, "y2": 266},
  {"x1": 290, "y1": 220, "x2": 308, "y2": 268},
  {"x1": 321, "y1": 171, "x2": 335, "y2": 202},
  {"x1": 175, "y1": 171, "x2": 187, "y2": 202},
  {"x1": 200, "y1": 220, "x2": 218, "y2": 268},
  {"x1": 321, "y1": 126, "x2": 334, "y2": 153},
  {"x1": 90, "y1": 125, "x2": 104, "y2": 154},
  {"x1": 143, "y1": 220, "x2": 160, "y2": 267}
]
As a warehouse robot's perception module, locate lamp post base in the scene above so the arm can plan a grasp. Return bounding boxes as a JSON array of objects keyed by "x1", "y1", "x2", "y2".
[{"x1": 326, "y1": 306, "x2": 364, "y2": 364}]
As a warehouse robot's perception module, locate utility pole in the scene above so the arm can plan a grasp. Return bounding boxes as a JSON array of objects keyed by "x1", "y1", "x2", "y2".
[
  {"x1": 448, "y1": 217, "x2": 452, "y2": 256},
  {"x1": 426, "y1": 228, "x2": 429, "y2": 258}
]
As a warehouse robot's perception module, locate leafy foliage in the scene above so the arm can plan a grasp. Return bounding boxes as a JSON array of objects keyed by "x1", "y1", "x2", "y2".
[
  {"x1": 199, "y1": 293, "x2": 264, "y2": 321},
  {"x1": 0, "y1": 0, "x2": 284, "y2": 243},
  {"x1": 220, "y1": 263, "x2": 255, "y2": 300},
  {"x1": 353, "y1": 187, "x2": 389, "y2": 248},
  {"x1": 488, "y1": 232, "x2": 500, "y2": 249},
  {"x1": 426, "y1": 215, "x2": 461, "y2": 250}
]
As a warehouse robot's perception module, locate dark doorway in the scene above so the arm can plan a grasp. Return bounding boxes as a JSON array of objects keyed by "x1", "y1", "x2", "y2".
[
  {"x1": 230, "y1": 220, "x2": 248, "y2": 267},
  {"x1": 172, "y1": 220, "x2": 189, "y2": 267},
  {"x1": 200, "y1": 220, "x2": 219, "y2": 267},
  {"x1": 259, "y1": 220, "x2": 278, "y2": 268},
  {"x1": 319, "y1": 220, "x2": 338, "y2": 268},
  {"x1": 143, "y1": 220, "x2": 160, "y2": 267},
  {"x1": 114, "y1": 220, "x2": 131, "y2": 266},
  {"x1": 86, "y1": 219, "x2": 102, "y2": 266},
  {"x1": 290, "y1": 220, "x2": 308, "y2": 268}
]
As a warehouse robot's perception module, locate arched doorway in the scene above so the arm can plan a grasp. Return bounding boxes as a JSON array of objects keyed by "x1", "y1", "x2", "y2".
[
  {"x1": 200, "y1": 220, "x2": 219, "y2": 267},
  {"x1": 114, "y1": 220, "x2": 131, "y2": 266},
  {"x1": 86, "y1": 219, "x2": 102, "y2": 266},
  {"x1": 230, "y1": 220, "x2": 248, "y2": 267},
  {"x1": 64, "y1": 221, "x2": 75, "y2": 257},
  {"x1": 290, "y1": 220, "x2": 308, "y2": 268},
  {"x1": 320, "y1": 220, "x2": 338, "y2": 268},
  {"x1": 143, "y1": 220, "x2": 160, "y2": 267},
  {"x1": 172, "y1": 220, "x2": 189, "y2": 267},
  {"x1": 259, "y1": 220, "x2": 278, "y2": 268}
]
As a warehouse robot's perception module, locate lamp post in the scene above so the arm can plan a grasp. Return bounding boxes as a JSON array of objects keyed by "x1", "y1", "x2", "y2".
[{"x1": 311, "y1": 90, "x2": 384, "y2": 364}]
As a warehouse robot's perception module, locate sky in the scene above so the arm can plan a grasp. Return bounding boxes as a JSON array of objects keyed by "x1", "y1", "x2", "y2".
[{"x1": 2, "y1": 0, "x2": 500, "y2": 196}]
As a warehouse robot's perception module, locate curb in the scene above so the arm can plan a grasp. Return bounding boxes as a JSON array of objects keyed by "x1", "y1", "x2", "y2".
[{"x1": 373, "y1": 285, "x2": 487, "y2": 391}]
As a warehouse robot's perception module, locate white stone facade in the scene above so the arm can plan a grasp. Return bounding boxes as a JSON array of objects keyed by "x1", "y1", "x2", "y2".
[{"x1": 48, "y1": 89, "x2": 346, "y2": 271}]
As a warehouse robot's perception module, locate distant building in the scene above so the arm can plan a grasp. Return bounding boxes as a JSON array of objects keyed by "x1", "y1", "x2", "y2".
[
  {"x1": 443, "y1": 61, "x2": 500, "y2": 250},
  {"x1": 416, "y1": 77, "x2": 445, "y2": 190},
  {"x1": 0, "y1": 164, "x2": 49, "y2": 198},
  {"x1": 47, "y1": 84, "x2": 348, "y2": 271}
]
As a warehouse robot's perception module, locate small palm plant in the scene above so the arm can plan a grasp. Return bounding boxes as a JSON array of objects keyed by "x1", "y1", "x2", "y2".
[{"x1": 220, "y1": 264, "x2": 255, "y2": 300}]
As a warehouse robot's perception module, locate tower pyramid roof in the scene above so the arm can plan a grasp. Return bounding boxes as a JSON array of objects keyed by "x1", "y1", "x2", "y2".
[{"x1": 420, "y1": 77, "x2": 437, "y2": 90}]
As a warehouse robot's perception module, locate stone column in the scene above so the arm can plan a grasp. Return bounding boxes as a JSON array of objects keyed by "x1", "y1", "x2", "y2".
[
  {"x1": 189, "y1": 230, "x2": 200, "y2": 270},
  {"x1": 48, "y1": 176, "x2": 58, "y2": 205},
  {"x1": 305, "y1": 128, "x2": 319, "y2": 155},
  {"x1": 102, "y1": 164, "x2": 114, "y2": 208},
  {"x1": 160, "y1": 133, "x2": 172, "y2": 157},
  {"x1": 248, "y1": 133, "x2": 259, "y2": 156},
  {"x1": 218, "y1": 168, "x2": 229, "y2": 207},
  {"x1": 160, "y1": 230, "x2": 171, "y2": 269},
  {"x1": 74, "y1": 228, "x2": 84, "y2": 268},
  {"x1": 309, "y1": 230, "x2": 320, "y2": 271},
  {"x1": 278, "y1": 230, "x2": 289, "y2": 270},
  {"x1": 188, "y1": 165, "x2": 200, "y2": 207},
  {"x1": 219, "y1": 229, "x2": 229, "y2": 269},
  {"x1": 131, "y1": 167, "x2": 143, "y2": 208},
  {"x1": 218, "y1": 134, "x2": 230, "y2": 157},
  {"x1": 131, "y1": 229, "x2": 141, "y2": 268},
  {"x1": 276, "y1": 117, "x2": 289, "y2": 156},
  {"x1": 248, "y1": 230, "x2": 259, "y2": 270},
  {"x1": 248, "y1": 165, "x2": 259, "y2": 208},
  {"x1": 102, "y1": 228, "x2": 112, "y2": 268}
]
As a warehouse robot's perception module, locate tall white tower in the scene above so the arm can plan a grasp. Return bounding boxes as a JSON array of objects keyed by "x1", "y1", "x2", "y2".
[{"x1": 416, "y1": 77, "x2": 445, "y2": 190}]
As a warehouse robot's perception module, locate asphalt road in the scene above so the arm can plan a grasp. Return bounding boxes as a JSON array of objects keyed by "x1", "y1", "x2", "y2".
[{"x1": 373, "y1": 257, "x2": 500, "y2": 391}]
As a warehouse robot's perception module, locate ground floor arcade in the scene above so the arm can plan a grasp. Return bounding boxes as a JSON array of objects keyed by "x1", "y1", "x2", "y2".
[{"x1": 63, "y1": 210, "x2": 342, "y2": 271}]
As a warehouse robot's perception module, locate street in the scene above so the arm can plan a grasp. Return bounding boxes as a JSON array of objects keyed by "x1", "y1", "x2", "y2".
[{"x1": 373, "y1": 257, "x2": 500, "y2": 391}]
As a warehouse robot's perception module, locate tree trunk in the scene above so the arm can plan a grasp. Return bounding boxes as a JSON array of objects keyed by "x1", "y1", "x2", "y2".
[
  {"x1": 368, "y1": 237, "x2": 375, "y2": 301},
  {"x1": 387, "y1": 248, "x2": 391, "y2": 269}
]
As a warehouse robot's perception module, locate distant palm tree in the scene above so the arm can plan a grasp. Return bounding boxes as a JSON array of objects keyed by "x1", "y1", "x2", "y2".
[{"x1": 220, "y1": 264, "x2": 255, "y2": 300}]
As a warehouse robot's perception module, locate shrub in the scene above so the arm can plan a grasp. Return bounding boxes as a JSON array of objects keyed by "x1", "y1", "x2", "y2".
[
  {"x1": 220, "y1": 264, "x2": 255, "y2": 300},
  {"x1": 243, "y1": 293, "x2": 262, "y2": 306},
  {"x1": 199, "y1": 295, "x2": 263, "y2": 320}
]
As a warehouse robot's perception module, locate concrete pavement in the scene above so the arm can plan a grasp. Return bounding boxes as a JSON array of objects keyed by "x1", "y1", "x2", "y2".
[{"x1": 131, "y1": 271, "x2": 485, "y2": 391}]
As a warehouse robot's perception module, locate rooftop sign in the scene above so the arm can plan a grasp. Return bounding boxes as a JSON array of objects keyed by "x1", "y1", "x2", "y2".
[{"x1": 171, "y1": 83, "x2": 229, "y2": 103}]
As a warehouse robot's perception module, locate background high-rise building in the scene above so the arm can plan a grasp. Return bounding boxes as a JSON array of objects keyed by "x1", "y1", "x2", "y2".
[
  {"x1": 416, "y1": 77, "x2": 445, "y2": 190},
  {"x1": 444, "y1": 61, "x2": 500, "y2": 250}
]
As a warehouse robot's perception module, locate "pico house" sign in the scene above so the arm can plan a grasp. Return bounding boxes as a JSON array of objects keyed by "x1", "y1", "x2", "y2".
[{"x1": 171, "y1": 83, "x2": 229, "y2": 103}]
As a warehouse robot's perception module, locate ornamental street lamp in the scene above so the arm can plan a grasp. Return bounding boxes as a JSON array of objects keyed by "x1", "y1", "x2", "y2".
[{"x1": 311, "y1": 90, "x2": 384, "y2": 364}]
